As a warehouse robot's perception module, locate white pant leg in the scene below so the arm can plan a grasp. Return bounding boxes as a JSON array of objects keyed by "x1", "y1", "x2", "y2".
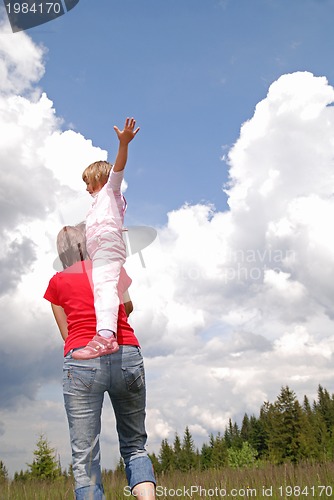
[{"x1": 88, "y1": 231, "x2": 126, "y2": 334}]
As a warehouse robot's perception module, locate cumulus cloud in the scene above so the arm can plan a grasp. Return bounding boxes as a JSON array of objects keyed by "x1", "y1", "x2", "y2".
[
  {"x1": 0, "y1": 236, "x2": 36, "y2": 295},
  {"x1": 0, "y1": 18, "x2": 107, "y2": 289},
  {"x1": 0, "y1": 92, "x2": 59, "y2": 231},
  {"x1": 0, "y1": 20, "x2": 44, "y2": 94},
  {"x1": 0, "y1": 20, "x2": 108, "y2": 471},
  {"x1": 124, "y1": 70, "x2": 334, "y2": 447}
]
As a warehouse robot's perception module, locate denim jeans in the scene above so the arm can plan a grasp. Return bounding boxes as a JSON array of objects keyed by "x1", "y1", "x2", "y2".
[{"x1": 63, "y1": 345, "x2": 156, "y2": 499}]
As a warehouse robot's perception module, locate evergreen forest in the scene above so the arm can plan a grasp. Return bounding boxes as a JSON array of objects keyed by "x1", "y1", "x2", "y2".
[
  {"x1": 148, "y1": 384, "x2": 334, "y2": 474},
  {"x1": 1, "y1": 384, "x2": 334, "y2": 483}
]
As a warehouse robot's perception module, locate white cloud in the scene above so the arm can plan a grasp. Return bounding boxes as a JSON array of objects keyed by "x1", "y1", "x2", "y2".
[
  {"x1": 0, "y1": 22, "x2": 113, "y2": 474},
  {"x1": 124, "y1": 70, "x2": 334, "y2": 451},
  {"x1": 42, "y1": 129, "x2": 106, "y2": 192},
  {"x1": 0, "y1": 20, "x2": 44, "y2": 94}
]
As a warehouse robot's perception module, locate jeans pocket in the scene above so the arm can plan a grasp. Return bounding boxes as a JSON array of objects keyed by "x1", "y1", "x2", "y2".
[
  {"x1": 63, "y1": 366, "x2": 97, "y2": 395},
  {"x1": 121, "y1": 364, "x2": 145, "y2": 392}
]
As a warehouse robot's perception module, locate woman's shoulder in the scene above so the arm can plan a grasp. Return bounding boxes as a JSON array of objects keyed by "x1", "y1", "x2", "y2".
[
  {"x1": 62, "y1": 260, "x2": 92, "y2": 274},
  {"x1": 48, "y1": 261, "x2": 92, "y2": 287}
]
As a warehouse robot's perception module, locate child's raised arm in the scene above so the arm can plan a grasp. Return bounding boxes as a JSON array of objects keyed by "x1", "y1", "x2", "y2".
[{"x1": 113, "y1": 117, "x2": 140, "y2": 172}]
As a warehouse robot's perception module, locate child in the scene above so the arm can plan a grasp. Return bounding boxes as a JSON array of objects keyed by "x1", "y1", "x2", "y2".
[{"x1": 72, "y1": 117, "x2": 139, "y2": 360}]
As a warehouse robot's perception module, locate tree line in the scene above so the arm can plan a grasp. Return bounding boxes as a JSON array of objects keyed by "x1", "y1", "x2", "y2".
[
  {"x1": 1, "y1": 384, "x2": 334, "y2": 482},
  {"x1": 147, "y1": 384, "x2": 334, "y2": 473}
]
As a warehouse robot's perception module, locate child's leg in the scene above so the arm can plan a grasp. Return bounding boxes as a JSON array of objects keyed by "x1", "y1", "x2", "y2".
[
  {"x1": 93, "y1": 256, "x2": 123, "y2": 335},
  {"x1": 72, "y1": 231, "x2": 126, "y2": 360}
]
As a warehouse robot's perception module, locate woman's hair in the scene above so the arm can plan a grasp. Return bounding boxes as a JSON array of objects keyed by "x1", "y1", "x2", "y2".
[
  {"x1": 57, "y1": 224, "x2": 88, "y2": 269},
  {"x1": 82, "y1": 160, "x2": 113, "y2": 190}
]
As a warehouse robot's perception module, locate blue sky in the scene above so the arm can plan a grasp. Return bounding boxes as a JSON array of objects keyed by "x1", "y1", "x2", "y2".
[
  {"x1": 28, "y1": 0, "x2": 334, "y2": 225},
  {"x1": 2, "y1": 0, "x2": 334, "y2": 478}
]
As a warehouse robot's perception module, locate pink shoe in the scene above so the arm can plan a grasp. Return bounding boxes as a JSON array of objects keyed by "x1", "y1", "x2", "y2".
[{"x1": 72, "y1": 335, "x2": 119, "y2": 360}]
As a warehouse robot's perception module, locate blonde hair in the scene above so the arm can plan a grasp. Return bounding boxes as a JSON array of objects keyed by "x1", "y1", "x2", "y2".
[
  {"x1": 82, "y1": 160, "x2": 113, "y2": 190},
  {"x1": 57, "y1": 224, "x2": 88, "y2": 269}
]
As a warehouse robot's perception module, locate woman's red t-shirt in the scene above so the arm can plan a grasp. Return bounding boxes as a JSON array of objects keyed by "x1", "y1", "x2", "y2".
[{"x1": 44, "y1": 260, "x2": 139, "y2": 356}]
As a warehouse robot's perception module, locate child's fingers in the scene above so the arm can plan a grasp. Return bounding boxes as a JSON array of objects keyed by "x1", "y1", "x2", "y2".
[{"x1": 125, "y1": 117, "x2": 137, "y2": 129}]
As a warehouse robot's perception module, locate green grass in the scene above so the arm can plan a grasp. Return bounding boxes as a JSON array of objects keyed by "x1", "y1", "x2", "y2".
[{"x1": 1, "y1": 462, "x2": 334, "y2": 499}]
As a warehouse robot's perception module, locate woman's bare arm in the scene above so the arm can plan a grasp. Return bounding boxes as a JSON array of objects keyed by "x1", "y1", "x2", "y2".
[
  {"x1": 51, "y1": 303, "x2": 68, "y2": 341},
  {"x1": 123, "y1": 289, "x2": 133, "y2": 317}
]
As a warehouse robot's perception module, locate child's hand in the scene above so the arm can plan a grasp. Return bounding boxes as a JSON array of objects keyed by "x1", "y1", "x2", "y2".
[{"x1": 114, "y1": 117, "x2": 140, "y2": 144}]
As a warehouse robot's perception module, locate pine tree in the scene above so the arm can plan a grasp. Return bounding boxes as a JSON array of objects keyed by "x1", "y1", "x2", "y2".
[
  {"x1": 263, "y1": 386, "x2": 305, "y2": 464},
  {"x1": 224, "y1": 418, "x2": 233, "y2": 448},
  {"x1": 200, "y1": 440, "x2": 213, "y2": 470},
  {"x1": 240, "y1": 413, "x2": 251, "y2": 442},
  {"x1": 315, "y1": 385, "x2": 334, "y2": 437},
  {"x1": 148, "y1": 452, "x2": 162, "y2": 475},
  {"x1": 0, "y1": 460, "x2": 8, "y2": 483},
  {"x1": 27, "y1": 434, "x2": 62, "y2": 480},
  {"x1": 302, "y1": 395, "x2": 328, "y2": 461},
  {"x1": 311, "y1": 387, "x2": 334, "y2": 460},
  {"x1": 210, "y1": 432, "x2": 228, "y2": 468},
  {"x1": 224, "y1": 418, "x2": 242, "y2": 450},
  {"x1": 173, "y1": 433, "x2": 182, "y2": 470},
  {"x1": 159, "y1": 438, "x2": 175, "y2": 472},
  {"x1": 248, "y1": 414, "x2": 268, "y2": 458},
  {"x1": 114, "y1": 457, "x2": 125, "y2": 474},
  {"x1": 180, "y1": 426, "x2": 197, "y2": 471},
  {"x1": 14, "y1": 469, "x2": 30, "y2": 482}
]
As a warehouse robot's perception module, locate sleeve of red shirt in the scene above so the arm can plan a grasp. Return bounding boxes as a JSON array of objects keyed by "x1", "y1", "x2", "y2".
[{"x1": 43, "y1": 274, "x2": 60, "y2": 305}]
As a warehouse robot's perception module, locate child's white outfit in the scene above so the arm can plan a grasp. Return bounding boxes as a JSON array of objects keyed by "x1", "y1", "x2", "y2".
[{"x1": 85, "y1": 167, "x2": 127, "y2": 335}]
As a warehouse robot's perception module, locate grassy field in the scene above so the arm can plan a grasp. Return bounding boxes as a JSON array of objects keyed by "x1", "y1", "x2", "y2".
[{"x1": 2, "y1": 462, "x2": 334, "y2": 499}]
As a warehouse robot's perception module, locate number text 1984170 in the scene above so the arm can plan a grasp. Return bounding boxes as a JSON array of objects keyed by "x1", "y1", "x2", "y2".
[
  {"x1": 278, "y1": 485, "x2": 333, "y2": 497},
  {"x1": 5, "y1": 2, "x2": 62, "y2": 14}
]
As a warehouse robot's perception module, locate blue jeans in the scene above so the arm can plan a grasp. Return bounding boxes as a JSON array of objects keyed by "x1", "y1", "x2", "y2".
[{"x1": 63, "y1": 345, "x2": 156, "y2": 500}]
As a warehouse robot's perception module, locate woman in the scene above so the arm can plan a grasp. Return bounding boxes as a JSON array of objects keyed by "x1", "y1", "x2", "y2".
[{"x1": 44, "y1": 225, "x2": 156, "y2": 500}]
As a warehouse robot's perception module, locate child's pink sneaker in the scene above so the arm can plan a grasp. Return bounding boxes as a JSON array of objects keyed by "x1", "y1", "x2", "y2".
[{"x1": 72, "y1": 335, "x2": 119, "y2": 360}]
